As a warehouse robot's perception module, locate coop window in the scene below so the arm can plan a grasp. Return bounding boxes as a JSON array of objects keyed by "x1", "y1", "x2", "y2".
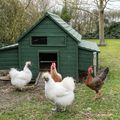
[{"x1": 32, "y1": 36, "x2": 47, "y2": 45}]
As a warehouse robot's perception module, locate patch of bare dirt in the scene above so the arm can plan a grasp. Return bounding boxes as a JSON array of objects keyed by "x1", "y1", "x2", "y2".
[{"x1": 0, "y1": 80, "x2": 44, "y2": 112}]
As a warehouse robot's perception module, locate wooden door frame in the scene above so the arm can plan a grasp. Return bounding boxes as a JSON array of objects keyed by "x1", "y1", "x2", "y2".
[{"x1": 38, "y1": 50, "x2": 59, "y2": 72}]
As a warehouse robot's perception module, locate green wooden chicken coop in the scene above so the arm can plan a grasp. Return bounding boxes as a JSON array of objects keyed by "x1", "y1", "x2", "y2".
[{"x1": 0, "y1": 12, "x2": 100, "y2": 80}]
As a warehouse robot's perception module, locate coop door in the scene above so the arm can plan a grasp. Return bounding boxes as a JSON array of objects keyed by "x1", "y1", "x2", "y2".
[{"x1": 39, "y1": 52, "x2": 57, "y2": 72}]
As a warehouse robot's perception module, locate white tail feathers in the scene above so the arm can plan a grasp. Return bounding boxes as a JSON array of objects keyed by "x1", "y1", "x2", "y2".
[
  {"x1": 9, "y1": 68, "x2": 19, "y2": 79},
  {"x1": 61, "y1": 77, "x2": 75, "y2": 91}
]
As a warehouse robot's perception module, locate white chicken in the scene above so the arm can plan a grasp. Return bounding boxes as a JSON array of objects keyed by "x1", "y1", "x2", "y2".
[
  {"x1": 42, "y1": 72, "x2": 75, "y2": 112},
  {"x1": 9, "y1": 61, "x2": 32, "y2": 90}
]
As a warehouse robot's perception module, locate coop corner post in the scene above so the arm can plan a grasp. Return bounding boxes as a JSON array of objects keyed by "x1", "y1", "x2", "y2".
[{"x1": 93, "y1": 52, "x2": 97, "y2": 76}]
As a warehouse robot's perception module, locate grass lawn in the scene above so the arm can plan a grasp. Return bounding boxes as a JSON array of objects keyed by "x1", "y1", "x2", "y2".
[{"x1": 0, "y1": 39, "x2": 120, "y2": 120}]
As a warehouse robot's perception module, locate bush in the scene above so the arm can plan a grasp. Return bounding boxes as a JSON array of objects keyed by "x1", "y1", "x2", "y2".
[{"x1": 82, "y1": 22, "x2": 120, "y2": 39}]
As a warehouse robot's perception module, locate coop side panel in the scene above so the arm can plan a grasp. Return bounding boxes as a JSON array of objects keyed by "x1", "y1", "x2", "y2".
[
  {"x1": 78, "y1": 49, "x2": 93, "y2": 71},
  {"x1": 0, "y1": 48, "x2": 18, "y2": 69},
  {"x1": 59, "y1": 36, "x2": 78, "y2": 79}
]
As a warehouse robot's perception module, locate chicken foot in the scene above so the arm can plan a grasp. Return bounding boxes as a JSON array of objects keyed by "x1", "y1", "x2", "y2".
[
  {"x1": 52, "y1": 104, "x2": 62, "y2": 112},
  {"x1": 52, "y1": 104, "x2": 67, "y2": 112},
  {"x1": 15, "y1": 87, "x2": 23, "y2": 91},
  {"x1": 94, "y1": 90, "x2": 103, "y2": 100}
]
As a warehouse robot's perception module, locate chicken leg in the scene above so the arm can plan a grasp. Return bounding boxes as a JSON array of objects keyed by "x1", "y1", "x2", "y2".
[
  {"x1": 94, "y1": 90, "x2": 103, "y2": 100},
  {"x1": 52, "y1": 104, "x2": 62, "y2": 112}
]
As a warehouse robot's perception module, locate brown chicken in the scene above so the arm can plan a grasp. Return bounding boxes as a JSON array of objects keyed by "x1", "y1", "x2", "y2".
[
  {"x1": 85, "y1": 66, "x2": 109, "y2": 99},
  {"x1": 50, "y1": 62, "x2": 62, "y2": 82}
]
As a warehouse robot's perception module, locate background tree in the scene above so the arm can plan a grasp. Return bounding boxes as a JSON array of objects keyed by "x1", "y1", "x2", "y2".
[
  {"x1": 0, "y1": 0, "x2": 52, "y2": 44},
  {"x1": 0, "y1": 0, "x2": 120, "y2": 45},
  {"x1": 60, "y1": 0, "x2": 71, "y2": 23},
  {"x1": 94, "y1": 0, "x2": 110, "y2": 45}
]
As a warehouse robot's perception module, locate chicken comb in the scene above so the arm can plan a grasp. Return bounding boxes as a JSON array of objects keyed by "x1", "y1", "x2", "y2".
[
  {"x1": 52, "y1": 62, "x2": 56, "y2": 67},
  {"x1": 88, "y1": 66, "x2": 93, "y2": 72},
  {"x1": 50, "y1": 62, "x2": 56, "y2": 69}
]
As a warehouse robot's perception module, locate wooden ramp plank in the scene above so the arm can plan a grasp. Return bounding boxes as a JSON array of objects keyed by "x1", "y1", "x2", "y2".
[
  {"x1": 35, "y1": 72, "x2": 44, "y2": 89},
  {"x1": 0, "y1": 74, "x2": 11, "y2": 81}
]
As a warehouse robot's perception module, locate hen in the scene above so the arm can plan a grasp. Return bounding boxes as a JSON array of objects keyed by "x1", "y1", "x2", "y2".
[
  {"x1": 50, "y1": 62, "x2": 62, "y2": 82},
  {"x1": 84, "y1": 66, "x2": 109, "y2": 99},
  {"x1": 42, "y1": 72, "x2": 75, "y2": 112},
  {"x1": 9, "y1": 61, "x2": 32, "y2": 90}
]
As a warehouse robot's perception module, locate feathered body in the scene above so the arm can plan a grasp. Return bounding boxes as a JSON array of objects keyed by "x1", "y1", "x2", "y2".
[
  {"x1": 9, "y1": 61, "x2": 32, "y2": 90},
  {"x1": 50, "y1": 62, "x2": 62, "y2": 82},
  {"x1": 85, "y1": 66, "x2": 109, "y2": 99},
  {"x1": 42, "y1": 72, "x2": 75, "y2": 111}
]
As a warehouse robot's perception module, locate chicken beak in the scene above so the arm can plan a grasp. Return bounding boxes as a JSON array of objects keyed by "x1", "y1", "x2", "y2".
[{"x1": 28, "y1": 64, "x2": 31, "y2": 69}]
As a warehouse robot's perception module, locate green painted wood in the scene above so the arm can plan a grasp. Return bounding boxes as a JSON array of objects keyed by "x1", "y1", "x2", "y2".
[
  {"x1": 78, "y1": 49, "x2": 93, "y2": 71},
  {"x1": 17, "y1": 12, "x2": 82, "y2": 43},
  {"x1": 0, "y1": 48, "x2": 18, "y2": 69},
  {"x1": 78, "y1": 48, "x2": 99, "y2": 72},
  {"x1": 30, "y1": 36, "x2": 66, "y2": 47},
  {"x1": 18, "y1": 17, "x2": 79, "y2": 79},
  {"x1": 0, "y1": 12, "x2": 99, "y2": 81}
]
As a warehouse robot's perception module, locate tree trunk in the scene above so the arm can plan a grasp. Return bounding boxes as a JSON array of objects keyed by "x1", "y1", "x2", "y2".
[{"x1": 98, "y1": 0, "x2": 106, "y2": 46}]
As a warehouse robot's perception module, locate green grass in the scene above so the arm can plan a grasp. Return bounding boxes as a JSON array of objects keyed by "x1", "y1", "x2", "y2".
[{"x1": 0, "y1": 39, "x2": 120, "y2": 120}]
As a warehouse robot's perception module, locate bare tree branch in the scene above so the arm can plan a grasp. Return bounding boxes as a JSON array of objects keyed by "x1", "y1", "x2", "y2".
[
  {"x1": 103, "y1": 0, "x2": 110, "y2": 9},
  {"x1": 94, "y1": 0, "x2": 99, "y2": 8},
  {"x1": 25, "y1": 0, "x2": 32, "y2": 9},
  {"x1": 58, "y1": 1, "x2": 98, "y2": 17}
]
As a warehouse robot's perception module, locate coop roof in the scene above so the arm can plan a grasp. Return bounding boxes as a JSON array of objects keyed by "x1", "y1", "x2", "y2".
[
  {"x1": 0, "y1": 12, "x2": 100, "y2": 53},
  {"x1": 17, "y1": 12, "x2": 82, "y2": 43},
  {"x1": 46, "y1": 12, "x2": 82, "y2": 42},
  {"x1": 0, "y1": 43, "x2": 18, "y2": 50},
  {"x1": 79, "y1": 40, "x2": 100, "y2": 52}
]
